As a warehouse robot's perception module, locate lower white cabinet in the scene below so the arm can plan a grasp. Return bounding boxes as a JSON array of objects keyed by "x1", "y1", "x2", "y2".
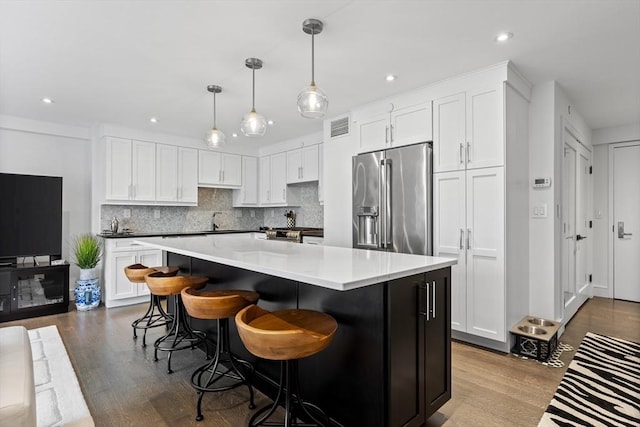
[
  {"x1": 103, "y1": 238, "x2": 163, "y2": 308},
  {"x1": 433, "y1": 167, "x2": 505, "y2": 342}
]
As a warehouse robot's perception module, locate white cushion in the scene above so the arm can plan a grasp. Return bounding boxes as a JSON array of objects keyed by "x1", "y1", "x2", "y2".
[{"x1": 0, "y1": 326, "x2": 37, "y2": 427}]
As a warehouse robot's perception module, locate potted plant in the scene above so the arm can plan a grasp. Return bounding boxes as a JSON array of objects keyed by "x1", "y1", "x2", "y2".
[{"x1": 72, "y1": 234, "x2": 103, "y2": 311}]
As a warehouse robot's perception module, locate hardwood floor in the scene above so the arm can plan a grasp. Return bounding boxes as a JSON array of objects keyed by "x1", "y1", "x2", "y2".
[{"x1": 3, "y1": 297, "x2": 639, "y2": 426}]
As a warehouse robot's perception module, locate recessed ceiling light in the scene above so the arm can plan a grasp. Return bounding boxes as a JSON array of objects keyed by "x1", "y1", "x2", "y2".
[
  {"x1": 149, "y1": 117, "x2": 158, "y2": 123},
  {"x1": 232, "y1": 133, "x2": 238, "y2": 138},
  {"x1": 495, "y1": 32, "x2": 513, "y2": 42},
  {"x1": 385, "y1": 74, "x2": 396, "y2": 82},
  {"x1": 267, "y1": 120, "x2": 274, "y2": 125},
  {"x1": 41, "y1": 98, "x2": 54, "y2": 104}
]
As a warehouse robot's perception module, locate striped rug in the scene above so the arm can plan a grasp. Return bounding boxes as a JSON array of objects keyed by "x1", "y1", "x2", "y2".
[{"x1": 538, "y1": 332, "x2": 640, "y2": 427}]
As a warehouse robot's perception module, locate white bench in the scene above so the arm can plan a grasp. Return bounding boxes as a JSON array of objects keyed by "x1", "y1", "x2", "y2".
[{"x1": 0, "y1": 326, "x2": 37, "y2": 426}]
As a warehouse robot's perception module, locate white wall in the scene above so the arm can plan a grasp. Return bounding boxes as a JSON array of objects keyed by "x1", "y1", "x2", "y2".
[
  {"x1": 591, "y1": 124, "x2": 640, "y2": 297},
  {"x1": 528, "y1": 82, "x2": 592, "y2": 321},
  {"x1": 0, "y1": 115, "x2": 92, "y2": 283}
]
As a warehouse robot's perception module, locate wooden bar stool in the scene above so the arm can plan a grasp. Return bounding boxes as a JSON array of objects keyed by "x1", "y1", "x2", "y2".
[
  {"x1": 144, "y1": 271, "x2": 208, "y2": 374},
  {"x1": 181, "y1": 287, "x2": 260, "y2": 421},
  {"x1": 124, "y1": 264, "x2": 178, "y2": 347},
  {"x1": 235, "y1": 305, "x2": 338, "y2": 427}
]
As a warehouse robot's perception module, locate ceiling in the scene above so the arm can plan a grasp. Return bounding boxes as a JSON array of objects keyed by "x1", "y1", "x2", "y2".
[{"x1": 1, "y1": 1, "x2": 639, "y2": 149}]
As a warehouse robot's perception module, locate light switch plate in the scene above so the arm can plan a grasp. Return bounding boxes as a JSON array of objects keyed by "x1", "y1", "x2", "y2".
[
  {"x1": 532, "y1": 204, "x2": 548, "y2": 218},
  {"x1": 123, "y1": 208, "x2": 131, "y2": 218},
  {"x1": 154, "y1": 209, "x2": 160, "y2": 219}
]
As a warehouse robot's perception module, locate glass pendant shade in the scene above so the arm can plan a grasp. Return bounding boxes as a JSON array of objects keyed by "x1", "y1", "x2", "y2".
[
  {"x1": 205, "y1": 127, "x2": 226, "y2": 148},
  {"x1": 205, "y1": 84, "x2": 225, "y2": 149},
  {"x1": 240, "y1": 108, "x2": 267, "y2": 137},
  {"x1": 297, "y1": 83, "x2": 328, "y2": 119}
]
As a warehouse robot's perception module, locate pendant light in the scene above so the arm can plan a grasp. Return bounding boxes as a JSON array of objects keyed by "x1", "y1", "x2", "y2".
[
  {"x1": 240, "y1": 58, "x2": 267, "y2": 137},
  {"x1": 205, "y1": 85, "x2": 226, "y2": 148},
  {"x1": 297, "y1": 18, "x2": 328, "y2": 119}
]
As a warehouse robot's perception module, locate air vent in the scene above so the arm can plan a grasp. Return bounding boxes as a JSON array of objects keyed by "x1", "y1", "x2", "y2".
[{"x1": 330, "y1": 116, "x2": 350, "y2": 138}]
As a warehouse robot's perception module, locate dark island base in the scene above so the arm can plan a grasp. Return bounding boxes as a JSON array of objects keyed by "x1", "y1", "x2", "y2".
[{"x1": 168, "y1": 252, "x2": 451, "y2": 427}]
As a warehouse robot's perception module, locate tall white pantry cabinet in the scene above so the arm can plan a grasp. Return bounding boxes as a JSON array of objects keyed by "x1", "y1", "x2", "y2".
[{"x1": 432, "y1": 63, "x2": 530, "y2": 352}]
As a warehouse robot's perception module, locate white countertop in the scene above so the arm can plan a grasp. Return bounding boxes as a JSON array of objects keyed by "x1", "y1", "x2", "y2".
[{"x1": 134, "y1": 234, "x2": 456, "y2": 291}]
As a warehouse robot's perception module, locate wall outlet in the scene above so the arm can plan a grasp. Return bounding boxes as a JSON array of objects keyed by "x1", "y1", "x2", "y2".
[
  {"x1": 123, "y1": 208, "x2": 131, "y2": 218},
  {"x1": 154, "y1": 209, "x2": 160, "y2": 219},
  {"x1": 270, "y1": 209, "x2": 275, "y2": 218},
  {"x1": 250, "y1": 210, "x2": 255, "y2": 218},
  {"x1": 235, "y1": 210, "x2": 243, "y2": 218}
]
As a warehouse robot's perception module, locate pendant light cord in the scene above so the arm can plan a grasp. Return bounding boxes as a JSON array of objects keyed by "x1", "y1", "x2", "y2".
[
  {"x1": 311, "y1": 30, "x2": 315, "y2": 85},
  {"x1": 212, "y1": 92, "x2": 217, "y2": 128},
  {"x1": 252, "y1": 67, "x2": 256, "y2": 110}
]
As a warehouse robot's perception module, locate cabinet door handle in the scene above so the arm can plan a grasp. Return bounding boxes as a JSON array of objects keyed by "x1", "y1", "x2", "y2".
[
  {"x1": 459, "y1": 143, "x2": 464, "y2": 164},
  {"x1": 467, "y1": 228, "x2": 471, "y2": 250},
  {"x1": 467, "y1": 142, "x2": 471, "y2": 163},
  {"x1": 432, "y1": 281, "x2": 436, "y2": 319},
  {"x1": 459, "y1": 228, "x2": 464, "y2": 250},
  {"x1": 385, "y1": 126, "x2": 389, "y2": 144},
  {"x1": 390, "y1": 124, "x2": 394, "y2": 142}
]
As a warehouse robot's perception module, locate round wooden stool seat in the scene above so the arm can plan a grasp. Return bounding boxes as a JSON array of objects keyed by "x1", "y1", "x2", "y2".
[
  {"x1": 125, "y1": 264, "x2": 179, "y2": 347},
  {"x1": 236, "y1": 305, "x2": 338, "y2": 361},
  {"x1": 181, "y1": 288, "x2": 259, "y2": 320},
  {"x1": 181, "y1": 287, "x2": 260, "y2": 421},
  {"x1": 145, "y1": 272, "x2": 208, "y2": 296},
  {"x1": 124, "y1": 264, "x2": 178, "y2": 283}
]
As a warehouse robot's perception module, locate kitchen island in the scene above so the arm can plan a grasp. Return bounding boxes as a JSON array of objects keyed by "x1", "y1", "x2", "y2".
[{"x1": 135, "y1": 234, "x2": 455, "y2": 427}]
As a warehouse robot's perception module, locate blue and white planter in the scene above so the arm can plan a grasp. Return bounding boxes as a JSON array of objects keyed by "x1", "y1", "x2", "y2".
[{"x1": 75, "y1": 268, "x2": 100, "y2": 311}]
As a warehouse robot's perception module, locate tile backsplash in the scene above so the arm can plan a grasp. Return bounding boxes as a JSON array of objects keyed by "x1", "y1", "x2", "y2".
[{"x1": 100, "y1": 183, "x2": 323, "y2": 233}]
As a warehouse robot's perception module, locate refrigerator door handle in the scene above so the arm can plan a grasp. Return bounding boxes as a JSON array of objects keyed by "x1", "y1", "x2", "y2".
[
  {"x1": 383, "y1": 159, "x2": 392, "y2": 248},
  {"x1": 379, "y1": 159, "x2": 386, "y2": 249}
]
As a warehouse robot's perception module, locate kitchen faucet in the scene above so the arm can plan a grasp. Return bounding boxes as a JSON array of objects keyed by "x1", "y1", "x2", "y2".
[{"x1": 212, "y1": 212, "x2": 222, "y2": 231}]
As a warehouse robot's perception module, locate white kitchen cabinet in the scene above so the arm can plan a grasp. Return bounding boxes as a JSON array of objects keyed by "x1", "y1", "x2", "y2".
[
  {"x1": 233, "y1": 156, "x2": 258, "y2": 206},
  {"x1": 258, "y1": 153, "x2": 300, "y2": 206},
  {"x1": 433, "y1": 168, "x2": 505, "y2": 341},
  {"x1": 433, "y1": 85, "x2": 503, "y2": 173},
  {"x1": 318, "y1": 144, "x2": 324, "y2": 204},
  {"x1": 105, "y1": 137, "x2": 156, "y2": 201},
  {"x1": 198, "y1": 151, "x2": 242, "y2": 187},
  {"x1": 357, "y1": 102, "x2": 432, "y2": 153},
  {"x1": 156, "y1": 145, "x2": 198, "y2": 204},
  {"x1": 103, "y1": 238, "x2": 163, "y2": 308},
  {"x1": 286, "y1": 144, "x2": 319, "y2": 184}
]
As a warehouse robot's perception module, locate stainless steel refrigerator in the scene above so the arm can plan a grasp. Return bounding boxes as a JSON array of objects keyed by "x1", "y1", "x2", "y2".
[{"x1": 352, "y1": 142, "x2": 432, "y2": 255}]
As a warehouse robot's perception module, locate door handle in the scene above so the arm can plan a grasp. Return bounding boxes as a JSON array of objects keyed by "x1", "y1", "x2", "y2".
[
  {"x1": 459, "y1": 143, "x2": 464, "y2": 164},
  {"x1": 576, "y1": 234, "x2": 587, "y2": 241},
  {"x1": 418, "y1": 283, "x2": 429, "y2": 320},
  {"x1": 459, "y1": 228, "x2": 464, "y2": 250},
  {"x1": 431, "y1": 281, "x2": 436, "y2": 319},
  {"x1": 618, "y1": 221, "x2": 633, "y2": 239}
]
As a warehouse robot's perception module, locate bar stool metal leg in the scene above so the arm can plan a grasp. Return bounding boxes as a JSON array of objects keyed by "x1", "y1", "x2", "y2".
[
  {"x1": 192, "y1": 318, "x2": 256, "y2": 421},
  {"x1": 153, "y1": 294, "x2": 205, "y2": 374},
  {"x1": 132, "y1": 294, "x2": 173, "y2": 347}
]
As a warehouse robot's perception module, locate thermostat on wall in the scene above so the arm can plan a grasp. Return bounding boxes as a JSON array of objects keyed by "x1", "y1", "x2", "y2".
[{"x1": 532, "y1": 177, "x2": 551, "y2": 188}]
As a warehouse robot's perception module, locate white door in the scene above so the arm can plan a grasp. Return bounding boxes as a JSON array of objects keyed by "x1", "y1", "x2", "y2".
[
  {"x1": 105, "y1": 137, "x2": 132, "y2": 200},
  {"x1": 137, "y1": 250, "x2": 162, "y2": 296},
  {"x1": 433, "y1": 92, "x2": 465, "y2": 173},
  {"x1": 259, "y1": 156, "x2": 271, "y2": 204},
  {"x1": 358, "y1": 112, "x2": 389, "y2": 153},
  {"x1": 301, "y1": 145, "x2": 319, "y2": 182},
  {"x1": 433, "y1": 171, "x2": 466, "y2": 332},
  {"x1": 177, "y1": 147, "x2": 198, "y2": 203},
  {"x1": 221, "y1": 154, "x2": 242, "y2": 186},
  {"x1": 562, "y1": 130, "x2": 592, "y2": 322},
  {"x1": 131, "y1": 140, "x2": 156, "y2": 201},
  {"x1": 390, "y1": 102, "x2": 432, "y2": 148},
  {"x1": 270, "y1": 153, "x2": 287, "y2": 204},
  {"x1": 112, "y1": 251, "x2": 138, "y2": 300},
  {"x1": 612, "y1": 142, "x2": 640, "y2": 302},
  {"x1": 465, "y1": 167, "x2": 505, "y2": 341},
  {"x1": 156, "y1": 144, "x2": 178, "y2": 202},
  {"x1": 286, "y1": 149, "x2": 303, "y2": 184},
  {"x1": 198, "y1": 150, "x2": 222, "y2": 185}
]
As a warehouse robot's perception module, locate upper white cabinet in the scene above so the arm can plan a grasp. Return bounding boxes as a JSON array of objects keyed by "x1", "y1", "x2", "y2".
[
  {"x1": 233, "y1": 156, "x2": 258, "y2": 206},
  {"x1": 198, "y1": 151, "x2": 242, "y2": 187},
  {"x1": 287, "y1": 144, "x2": 319, "y2": 184},
  {"x1": 433, "y1": 85, "x2": 503, "y2": 173},
  {"x1": 258, "y1": 153, "x2": 299, "y2": 206},
  {"x1": 105, "y1": 137, "x2": 156, "y2": 202},
  {"x1": 357, "y1": 102, "x2": 432, "y2": 153},
  {"x1": 156, "y1": 144, "x2": 198, "y2": 204}
]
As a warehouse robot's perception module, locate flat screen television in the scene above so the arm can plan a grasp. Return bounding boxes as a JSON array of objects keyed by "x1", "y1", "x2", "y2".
[{"x1": 0, "y1": 173, "x2": 63, "y2": 260}]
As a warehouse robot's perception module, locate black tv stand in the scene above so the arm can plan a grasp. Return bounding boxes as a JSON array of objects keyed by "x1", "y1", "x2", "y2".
[{"x1": 0, "y1": 262, "x2": 70, "y2": 322}]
